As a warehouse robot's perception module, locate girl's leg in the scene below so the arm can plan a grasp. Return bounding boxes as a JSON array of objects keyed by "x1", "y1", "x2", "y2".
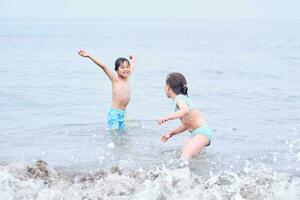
[{"x1": 181, "y1": 134, "x2": 209, "y2": 160}]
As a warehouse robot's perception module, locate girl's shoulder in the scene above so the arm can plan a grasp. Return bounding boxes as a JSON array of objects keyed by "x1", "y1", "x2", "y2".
[
  {"x1": 175, "y1": 94, "x2": 187, "y2": 100},
  {"x1": 175, "y1": 94, "x2": 191, "y2": 102},
  {"x1": 174, "y1": 94, "x2": 197, "y2": 110}
]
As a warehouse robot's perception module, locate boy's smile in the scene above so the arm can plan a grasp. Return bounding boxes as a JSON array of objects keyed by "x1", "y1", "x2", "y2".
[{"x1": 118, "y1": 62, "x2": 131, "y2": 78}]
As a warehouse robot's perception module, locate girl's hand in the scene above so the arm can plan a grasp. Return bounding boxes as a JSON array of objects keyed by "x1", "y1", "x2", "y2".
[
  {"x1": 161, "y1": 133, "x2": 172, "y2": 142},
  {"x1": 157, "y1": 117, "x2": 168, "y2": 125},
  {"x1": 78, "y1": 50, "x2": 90, "y2": 57}
]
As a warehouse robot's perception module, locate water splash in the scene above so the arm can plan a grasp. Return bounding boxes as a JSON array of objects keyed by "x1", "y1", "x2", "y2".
[
  {"x1": 288, "y1": 139, "x2": 300, "y2": 162},
  {"x1": 1, "y1": 160, "x2": 299, "y2": 200}
]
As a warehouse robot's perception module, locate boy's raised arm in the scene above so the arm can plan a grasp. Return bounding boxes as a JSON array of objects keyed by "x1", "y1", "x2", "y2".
[
  {"x1": 78, "y1": 50, "x2": 116, "y2": 82},
  {"x1": 129, "y1": 54, "x2": 136, "y2": 72}
]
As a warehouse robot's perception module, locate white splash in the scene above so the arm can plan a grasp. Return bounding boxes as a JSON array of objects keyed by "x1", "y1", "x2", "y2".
[{"x1": 0, "y1": 161, "x2": 299, "y2": 200}]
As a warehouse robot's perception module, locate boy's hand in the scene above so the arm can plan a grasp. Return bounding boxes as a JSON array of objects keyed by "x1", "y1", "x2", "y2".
[
  {"x1": 129, "y1": 54, "x2": 136, "y2": 60},
  {"x1": 78, "y1": 50, "x2": 90, "y2": 58},
  {"x1": 161, "y1": 133, "x2": 171, "y2": 142},
  {"x1": 157, "y1": 117, "x2": 168, "y2": 125}
]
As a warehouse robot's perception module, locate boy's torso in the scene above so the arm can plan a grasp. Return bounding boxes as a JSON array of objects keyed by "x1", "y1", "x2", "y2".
[{"x1": 111, "y1": 79, "x2": 131, "y2": 110}]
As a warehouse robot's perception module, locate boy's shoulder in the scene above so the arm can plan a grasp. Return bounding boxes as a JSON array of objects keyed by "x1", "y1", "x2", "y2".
[{"x1": 114, "y1": 76, "x2": 130, "y2": 83}]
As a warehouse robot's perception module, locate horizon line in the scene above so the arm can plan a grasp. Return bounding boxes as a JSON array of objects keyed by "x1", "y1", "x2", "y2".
[{"x1": 1, "y1": 17, "x2": 300, "y2": 21}]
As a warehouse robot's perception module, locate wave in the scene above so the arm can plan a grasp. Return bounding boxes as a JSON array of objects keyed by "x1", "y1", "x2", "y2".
[{"x1": 1, "y1": 160, "x2": 299, "y2": 200}]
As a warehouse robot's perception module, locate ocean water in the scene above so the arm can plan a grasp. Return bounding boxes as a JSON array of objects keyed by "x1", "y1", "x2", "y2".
[{"x1": 0, "y1": 19, "x2": 300, "y2": 199}]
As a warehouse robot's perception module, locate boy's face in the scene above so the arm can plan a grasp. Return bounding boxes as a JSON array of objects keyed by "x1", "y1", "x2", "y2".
[{"x1": 117, "y1": 61, "x2": 131, "y2": 78}]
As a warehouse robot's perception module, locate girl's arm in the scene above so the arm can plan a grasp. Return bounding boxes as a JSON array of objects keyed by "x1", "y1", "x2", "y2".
[
  {"x1": 158, "y1": 99, "x2": 189, "y2": 124},
  {"x1": 78, "y1": 50, "x2": 116, "y2": 82},
  {"x1": 161, "y1": 124, "x2": 188, "y2": 142}
]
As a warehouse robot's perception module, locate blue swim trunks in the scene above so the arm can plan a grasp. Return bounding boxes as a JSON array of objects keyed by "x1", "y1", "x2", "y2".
[
  {"x1": 107, "y1": 108, "x2": 127, "y2": 131},
  {"x1": 189, "y1": 124, "x2": 213, "y2": 145}
]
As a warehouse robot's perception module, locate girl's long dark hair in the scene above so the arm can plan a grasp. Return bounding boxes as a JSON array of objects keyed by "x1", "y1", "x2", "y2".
[{"x1": 166, "y1": 72, "x2": 188, "y2": 96}]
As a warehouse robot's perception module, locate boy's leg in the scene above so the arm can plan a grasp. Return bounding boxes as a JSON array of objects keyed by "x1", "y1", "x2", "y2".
[
  {"x1": 107, "y1": 109, "x2": 120, "y2": 130},
  {"x1": 181, "y1": 134, "x2": 209, "y2": 160},
  {"x1": 119, "y1": 121, "x2": 127, "y2": 131},
  {"x1": 118, "y1": 111, "x2": 127, "y2": 131}
]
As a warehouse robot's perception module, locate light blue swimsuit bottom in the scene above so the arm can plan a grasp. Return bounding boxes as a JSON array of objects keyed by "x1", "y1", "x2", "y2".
[
  {"x1": 107, "y1": 108, "x2": 127, "y2": 131},
  {"x1": 189, "y1": 124, "x2": 213, "y2": 146}
]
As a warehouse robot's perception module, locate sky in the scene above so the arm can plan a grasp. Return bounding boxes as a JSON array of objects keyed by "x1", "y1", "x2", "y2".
[{"x1": 0, "y1": 0, "x2": 300, "y2": 20}]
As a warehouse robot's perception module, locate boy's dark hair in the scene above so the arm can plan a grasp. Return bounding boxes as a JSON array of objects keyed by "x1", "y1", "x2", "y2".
[
  {"x1": 166, "y1": 72, "x2": 188, "y2": 96},
  {"x1": 115, "y1": 57, "x2": 130, "y2": 71}
]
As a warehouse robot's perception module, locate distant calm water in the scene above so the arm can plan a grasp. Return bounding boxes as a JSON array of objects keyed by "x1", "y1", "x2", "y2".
[{"x1": 0, "y1": 19, "x2": 300, "y2": 199}]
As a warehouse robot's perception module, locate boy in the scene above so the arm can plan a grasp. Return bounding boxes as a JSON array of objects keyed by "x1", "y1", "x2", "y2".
[{"x1": 78, "y1": 50, "x2": 136, "y2": 130}]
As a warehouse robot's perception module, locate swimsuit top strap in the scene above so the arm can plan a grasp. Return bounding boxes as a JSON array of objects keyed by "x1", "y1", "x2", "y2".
[{"x1": 174, "y1": 94, "x2": 197, "y2": 111}]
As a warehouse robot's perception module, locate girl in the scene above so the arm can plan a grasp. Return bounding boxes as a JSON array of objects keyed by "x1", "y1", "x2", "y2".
[{"x1": 158, "y1": 72, "x2": 213, "y2": 160}]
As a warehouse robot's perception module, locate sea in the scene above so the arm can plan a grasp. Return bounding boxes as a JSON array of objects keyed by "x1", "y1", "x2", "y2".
[{"x1": 0, "y1": 19, "x2": 300, "y2": 199}]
